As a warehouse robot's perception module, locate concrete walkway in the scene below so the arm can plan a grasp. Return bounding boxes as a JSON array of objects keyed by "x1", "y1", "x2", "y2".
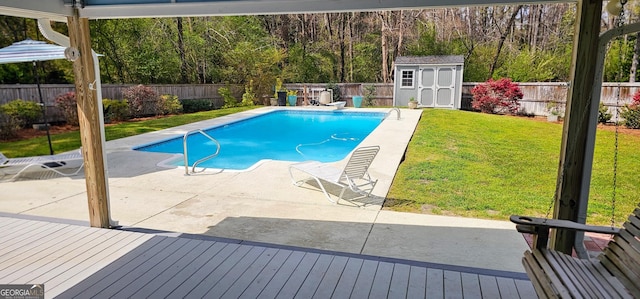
[{"x1": 0, "y1": 107, "x2": 530, "y2": 273}]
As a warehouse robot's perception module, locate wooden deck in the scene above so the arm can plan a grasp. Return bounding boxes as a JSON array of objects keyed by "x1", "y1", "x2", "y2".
[{"x1": 0, "y1": 215, "x2": 536, "y2": 298}]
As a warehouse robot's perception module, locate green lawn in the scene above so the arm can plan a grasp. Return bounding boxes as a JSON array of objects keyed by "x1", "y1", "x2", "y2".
[
  {"x1": 0, "y1": 106, "x2": 258, "y2": 157},
  {"x1": 385, "y1": 109, "x2": 639, "y2": 226}
]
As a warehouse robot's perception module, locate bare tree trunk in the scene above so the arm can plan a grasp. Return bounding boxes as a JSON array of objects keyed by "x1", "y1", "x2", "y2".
[
  {"x1": 488, "y1": 5, "x2": 523, "y2": 80},
  {"x1": 176, "y1": 17, "x2": 188, "y2": 84},
  {"x1": 348, "y1": 12, "x2": 354, "y2": 82},
  {"x1": 339, "y1": 13, "x2": 346, "y2": 82},
  {"x1": 379, "y1": 11, "x2": 390, "y2": 83},
  {"x1": 396, "y1": 10, "x2": 404, "y2": 57}
]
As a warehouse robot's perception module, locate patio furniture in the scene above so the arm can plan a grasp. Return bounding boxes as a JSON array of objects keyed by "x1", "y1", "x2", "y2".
[
  {"x1": 510, "y1": 204, "x2": 640, "y2": 298},
  {"x1": 289, "y1": 145, "x2": 380, "y2": 204},
  {"x1": 0, "y1": 150, "x2": 84, "y2": 181},
  {"x1": 326, "y1": 101, "x2": 346, "y2": 109}
]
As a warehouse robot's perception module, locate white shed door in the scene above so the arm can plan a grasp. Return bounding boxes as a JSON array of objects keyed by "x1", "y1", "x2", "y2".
[{"x1": 418, "y1": 66, "x2": 456, "y2": 108}]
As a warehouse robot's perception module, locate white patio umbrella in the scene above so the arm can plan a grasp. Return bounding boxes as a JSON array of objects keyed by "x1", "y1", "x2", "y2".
[{"x1": 0, "y1": 39, "x2": 72, "y2": 155}]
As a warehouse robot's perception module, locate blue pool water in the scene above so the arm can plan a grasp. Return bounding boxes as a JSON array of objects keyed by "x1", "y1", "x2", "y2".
[{"x1": 134, "y1": 110, "x2": 386, "y2": 170}]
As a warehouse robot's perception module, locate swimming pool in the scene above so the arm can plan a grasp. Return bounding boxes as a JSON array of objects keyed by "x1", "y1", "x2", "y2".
[{"x1": 134, "y1": 110, "x2": 386, "y2": 170}]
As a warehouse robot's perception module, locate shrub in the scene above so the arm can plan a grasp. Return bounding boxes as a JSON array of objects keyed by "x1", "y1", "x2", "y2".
[
  {"x1": 621, "y1": 91, "x2": 640, "y2": 129},
  {"x1": 598, "y1": 102, "x2": 613, "y2": 124},
  {"x1": 326, "y1": 82, "x2": 342, "y2": 102},
  {"x1": 54, "y1": 91, "x2": 78, "y2": 126},
  {"x1": 103, "y1": 99, "x2": 130, "y2": 122},
  {"x1": 363, "y1": 84, "x2": 376, "y2": 107},
  {"x1": 180, "y1": 99, "x2": 214, "y2": 113},
  {"x1": 0, "y1": 111, "x2": 20, "y2": 140},
  {"x1": 219, "y1": 87, "x2": 238, "y2": 108},
  {"x1": 241, "y1": 81, "x2": 256, "y2": 107},
  {"x1": 0, "y1": 99, "x2": 42, "y2": 127},
  {"x1": 471, "y1": 78, "x2": 523, "y2": 114},
  {"x1": 122, "y1": 85, "x2": 161, "y2": 118},
  {"x1": 159, "y1": 94, "x2": 183, "y2": 115}
]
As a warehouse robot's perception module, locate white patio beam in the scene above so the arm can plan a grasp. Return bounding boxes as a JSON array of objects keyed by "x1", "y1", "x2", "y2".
[
  {"x1": 78, "y1": 0, "x2": 570, "y2": 19},
  {"x1": 0, "y1": 1, "x2": 70, "y2": 22}
]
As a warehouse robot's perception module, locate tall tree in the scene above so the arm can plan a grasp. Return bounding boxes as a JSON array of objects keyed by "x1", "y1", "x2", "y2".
[{"x1": 488, "y1": 5, "x2": 523, "y2": 79}]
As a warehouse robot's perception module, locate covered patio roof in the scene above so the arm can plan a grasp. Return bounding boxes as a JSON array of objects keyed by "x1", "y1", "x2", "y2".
[
  {"x1": 2, "y1": 0, "x2": 569, "y2": 21},
  {"x1": 0, "y1": 0, "x2": 625, "y2": 256}
]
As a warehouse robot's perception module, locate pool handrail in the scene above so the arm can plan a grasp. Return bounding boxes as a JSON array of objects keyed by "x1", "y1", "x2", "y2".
[
  {"x1": 183, "y1": 129, "x2": 221, "y2": 175},
  {"x1": 387, "y1": 107, "x2": 401, "y2": 120}
]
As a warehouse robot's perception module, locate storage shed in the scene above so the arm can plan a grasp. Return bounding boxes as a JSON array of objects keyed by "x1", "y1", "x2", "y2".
[{"x1": 393, "y1": 55, "x2": 464, "y2": 109}]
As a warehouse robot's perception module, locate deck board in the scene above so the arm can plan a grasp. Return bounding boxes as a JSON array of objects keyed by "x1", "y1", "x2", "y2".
[
  {"x1": 461, "y1": 273, "x2": 482, "y2": 298},
  {"x1": 294, "y1": 253, "x2": 334, "y2": 298},
  {"x1": 479, "y1": 274, "x2": 502, "y2": 298},
  {"x1": 370, "y1": 261, "x2": 394, "y2": 298},
  {"x1": 350, "y1": 259, "x2": 379, "y2": 298},
  {"x1": 0, "y1": 216, "x2": 536, "y2": 299},
  {"x1": 46, "y1": 232, "x2": 153, "y2": 297},
  {"x1": 187, "y1": 244, "x2": 256, "y2": 297},
  {"x1": 426, "y1": 268, "x2": 445, "y2": 298},
  {"x1": 110, "y1": 238, "x2": 201, "y2": 298},
  {"x1": 443, "y1": 270, "x2": 463, "y2": 298},
  {"x1": 217, "y1": 247, "x2": 279, "y2": 298},
  {"x1": 328, "y1": 257, "x2": 363, "y2": 298},
  {"x1": 251, "y1": 250, "x2": 305, "y2": 299},
  {"x1": 407, "y1": 265, "x2": 427, "y2": 298},
  {"x1": 312, "y1": 255, "x2": 348, "y2": 299},
  {"x1": 237, "y1": 248, "x2": 293, "y2": 298},
  {"x1": 388, "y1": 263, "x2": 410, "y2": 298},
  {"x1": 131, "y1": 240, "x2": 216, "y2": 298}
]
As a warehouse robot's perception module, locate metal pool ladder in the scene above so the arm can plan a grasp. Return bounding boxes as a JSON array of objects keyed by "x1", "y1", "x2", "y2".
[
  {"x1": 183, "y1": 129, "x2": 220, "y2": 175},
  {"x1": 387, "y1": 107, "x2": 401, "y2": 120}
]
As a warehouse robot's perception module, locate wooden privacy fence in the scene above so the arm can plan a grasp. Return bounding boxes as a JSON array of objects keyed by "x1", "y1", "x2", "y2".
[{"x1": 0, "y1": 82, "x2": 636, "y2": 122}]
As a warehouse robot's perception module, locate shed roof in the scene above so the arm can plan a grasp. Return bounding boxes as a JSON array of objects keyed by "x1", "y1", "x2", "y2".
[{"x1": 395, "y1": 55, "x2": 464, "y2": 65}]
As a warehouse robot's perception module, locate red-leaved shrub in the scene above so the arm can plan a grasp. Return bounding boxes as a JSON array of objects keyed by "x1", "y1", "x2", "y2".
[
  {"x1": 122, "y1": 85, "x2": 161, "y2": 118},
  {"x1": 621, "y1": 89, "x2": 640, "y2": 128},
  {"x1": 55, "y1": 91, "x2": 78, "y2": 126},
  {"x1": 471, "y1": 78, "x2": 523, "y2": 114}
]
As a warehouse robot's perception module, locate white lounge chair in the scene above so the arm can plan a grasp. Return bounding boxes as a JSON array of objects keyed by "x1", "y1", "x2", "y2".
[
  {"x1": 289, "y1": 146, "x2": 380, "y2": 204},
  {"x1": 0, "y1": 150, "x2": 84, "y2": 181}
]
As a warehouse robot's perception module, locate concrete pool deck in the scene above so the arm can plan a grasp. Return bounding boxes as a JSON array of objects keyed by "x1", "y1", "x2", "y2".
[{"x1": 0, "y1": 107, "x2": 531, "y2": 273}]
